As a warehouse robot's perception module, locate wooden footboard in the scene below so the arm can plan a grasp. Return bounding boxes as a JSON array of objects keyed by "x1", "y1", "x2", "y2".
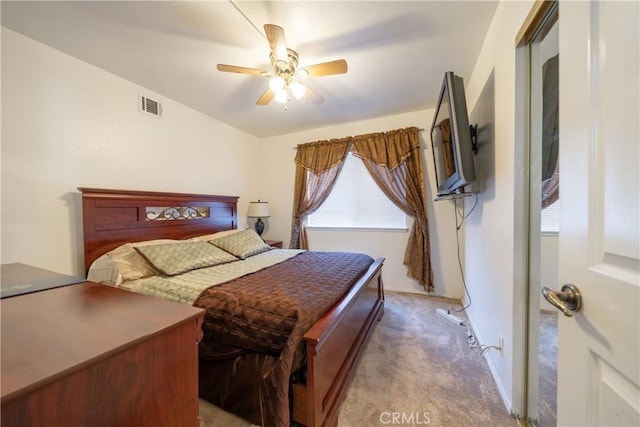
[{"x1": 297, "y1": 257, "x2": 384, "y2": 427}]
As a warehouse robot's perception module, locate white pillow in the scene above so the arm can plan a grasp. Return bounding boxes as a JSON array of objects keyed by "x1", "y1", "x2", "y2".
[{"x1": 87, "y1": 253, "x2": 121, "y2": 285}]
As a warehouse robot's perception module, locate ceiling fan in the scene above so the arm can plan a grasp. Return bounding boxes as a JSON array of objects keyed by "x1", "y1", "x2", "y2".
[{"x1": 217, "y1": 24, "x2": 348, "y2": 106}]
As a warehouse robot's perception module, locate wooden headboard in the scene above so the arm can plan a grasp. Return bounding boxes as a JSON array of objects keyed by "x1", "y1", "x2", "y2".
[{"x1": 79, "y1": 188, "x2": 238, "y2": 273}]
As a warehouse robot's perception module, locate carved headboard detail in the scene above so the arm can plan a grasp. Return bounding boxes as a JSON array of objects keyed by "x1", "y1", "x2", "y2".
[{"x1": 78, "y1": 188, "x2": 238, "y2": 273}]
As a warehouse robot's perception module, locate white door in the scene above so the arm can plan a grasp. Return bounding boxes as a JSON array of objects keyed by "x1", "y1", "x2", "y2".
[{"x1": 554, "y1": 1, "x2": 639, "y2": 425}]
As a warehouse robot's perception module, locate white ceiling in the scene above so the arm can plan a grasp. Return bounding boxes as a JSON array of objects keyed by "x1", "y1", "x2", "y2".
[{"x1": 1, "y1": 1, "x2": 498, "y2": 138}]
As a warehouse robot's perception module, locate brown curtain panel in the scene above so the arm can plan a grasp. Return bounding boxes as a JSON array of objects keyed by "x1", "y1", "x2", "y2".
[
  {"x1": 439, "y1": 118, "x2": 456, "y2": 177},
  {"x1": 541, "y1": 171, "x2": 559, "y2": 210},
  {"x1": 352, "y1": 127, "x2": 434, "y2": 292},
  {"x1": 289, "y1": 138, "x2": 351, "y2": 249}
]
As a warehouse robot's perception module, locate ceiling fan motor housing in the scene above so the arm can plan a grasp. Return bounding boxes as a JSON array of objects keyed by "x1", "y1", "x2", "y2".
[{"x1": 270, "y1": 48, "x2": 300, "y2": 81}]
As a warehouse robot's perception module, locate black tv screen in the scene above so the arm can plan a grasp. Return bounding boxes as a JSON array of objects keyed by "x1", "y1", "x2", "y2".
[{"x1": 430, "y1": 72, "x2": 476, "y2": 199}]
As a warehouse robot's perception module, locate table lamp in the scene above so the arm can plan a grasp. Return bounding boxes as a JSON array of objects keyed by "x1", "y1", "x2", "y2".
[{"x1": 247, "y1": 200, "x2": 270, "y2": 237}]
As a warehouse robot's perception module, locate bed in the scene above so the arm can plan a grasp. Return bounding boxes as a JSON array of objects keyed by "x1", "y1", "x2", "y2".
[{"x1": 78, "y1": 187, "x2": 384, "y2": 427}]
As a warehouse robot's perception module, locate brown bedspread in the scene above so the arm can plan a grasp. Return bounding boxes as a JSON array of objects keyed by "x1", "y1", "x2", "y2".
[{"x1": 194, "y1": 250, "x2": 375, "y2": 427}]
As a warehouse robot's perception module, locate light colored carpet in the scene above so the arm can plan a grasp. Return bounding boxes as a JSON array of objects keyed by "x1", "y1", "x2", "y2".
[
  {"x1": 199, "y1": 291, "x2": 517, "y2": 427},
  {"x1": 537, "y1": 311, "x2": 557, "y2": 427}
]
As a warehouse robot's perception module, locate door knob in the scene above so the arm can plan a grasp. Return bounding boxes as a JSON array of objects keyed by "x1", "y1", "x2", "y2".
[{"x1": 541, "y1": 284, "x2": 582, "y2": 317}]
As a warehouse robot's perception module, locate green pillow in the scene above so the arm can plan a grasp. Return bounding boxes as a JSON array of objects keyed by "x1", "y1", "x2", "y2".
[
  {"x1": 134, "y1": 241, "x2": 238, "y2": 276},
  {"x1": 209, "y1": 228, "x2": 272, "y2": 259}
]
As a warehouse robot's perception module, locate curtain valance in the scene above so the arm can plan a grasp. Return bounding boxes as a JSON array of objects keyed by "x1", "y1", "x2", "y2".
[
  {"x1": 295, "y1": 137, "x2": 351, "y2": 175},
  {"x1": 352, "y1": 127, "x2": 421, "y2": 170}
]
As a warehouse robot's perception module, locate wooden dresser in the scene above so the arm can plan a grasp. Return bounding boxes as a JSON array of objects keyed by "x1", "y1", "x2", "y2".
[{"x1": 1, "y1": 264, "x2": 204, "y2": 427}]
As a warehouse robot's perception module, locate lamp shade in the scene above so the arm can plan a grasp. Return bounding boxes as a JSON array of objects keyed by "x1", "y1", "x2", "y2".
[
  {"x1": 269, "y1": 76, "x2": 285, "y2": 93},
  {"x1": 274, "y1": 89, "x2": 288, "y2": 104},
  {"x1": 290, "y1": 81, "x2": 306, "y2": 100},
  {"x1": 247, "y1": 201, "x2": 270, "y2": 218}
]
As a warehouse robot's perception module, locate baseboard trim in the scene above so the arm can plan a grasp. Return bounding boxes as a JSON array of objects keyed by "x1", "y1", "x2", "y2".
[
  {"x1": 463, "y1": 310, "x2": 514, "y2": 415},
  {"x1": 484, "y1": 349, "x2": 513, "y2": 413}
]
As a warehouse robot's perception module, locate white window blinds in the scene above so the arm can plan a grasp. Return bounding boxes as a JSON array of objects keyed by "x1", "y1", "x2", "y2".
[{"x1": 307, "y1": 152, "x2": 406, "y2": 229}]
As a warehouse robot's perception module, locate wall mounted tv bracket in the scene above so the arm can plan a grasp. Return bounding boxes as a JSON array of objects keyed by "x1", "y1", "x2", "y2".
[{"x1": 470, "y1": 124, "x2": 479, "y2": 154}]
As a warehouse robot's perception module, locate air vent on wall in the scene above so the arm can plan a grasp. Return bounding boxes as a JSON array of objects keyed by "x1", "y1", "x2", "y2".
[{"x1": 139, "y1": 95, "x2": 163, "y2": 118}]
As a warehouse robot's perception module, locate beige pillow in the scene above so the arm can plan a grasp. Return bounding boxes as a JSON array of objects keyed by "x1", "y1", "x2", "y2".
[
  {"x1": 107, "y1": 239, "x2": 178, "y2": 283},
  {"x1": 135, "y1": 241, "x2": 238, "y2": 276},
  {"x1": 209, "y1": 228, "x2": 272, "y2": 260},
  {"x1": 189, "y1": 228, "x2": 244, "y2": 242},
  {"x1": 87, "y1": 253, "x2": 121, "y2": 285}
]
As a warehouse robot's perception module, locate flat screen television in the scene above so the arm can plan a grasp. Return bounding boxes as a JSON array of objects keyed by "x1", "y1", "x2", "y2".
[{"x1": 430, "y1": 71, "x2": 477, "y2": 200}]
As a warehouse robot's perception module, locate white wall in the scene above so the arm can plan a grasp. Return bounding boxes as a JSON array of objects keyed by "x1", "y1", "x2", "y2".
[
  {"x1": 256, "y1": 111, "x2": 465, "y2": 298},
  {"x1": 1, "y1": 28, "x2": 258, "y2": 276},
  {"x1": 461, "y1": 0, "x2": 534, "y2": 415}
]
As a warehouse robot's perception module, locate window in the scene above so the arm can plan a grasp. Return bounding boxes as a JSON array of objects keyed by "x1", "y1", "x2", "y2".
[
  {"x1": 541, "y1": 199, "x2": 560, "y2": 233},
  {"x1": 306, "y1": 152, "x2": 407, "y2": 229}
]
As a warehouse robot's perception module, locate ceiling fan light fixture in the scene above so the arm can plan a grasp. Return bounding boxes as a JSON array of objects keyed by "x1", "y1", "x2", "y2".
[
  {"x1": 269, "y1": 76, "x2": 286, "y2": 92},
  {"x1": 274, "y1": 88, "x2": 288, "y2": 104},
  {"x1": 290, "y1": 81, "x2": 306, "y2": 99},
  {"x1": 217, "y1": 24, "x2": 346, "y2": 106}
]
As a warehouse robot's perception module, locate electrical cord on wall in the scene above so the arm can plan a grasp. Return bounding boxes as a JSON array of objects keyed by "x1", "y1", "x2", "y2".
[
  {"x1": 441, "y1": 309, "x2": 502, "y2": 355},
  {"x1": 452, "y1": 194, "x2": 479, "y2": 313},
  {"x1": 444, "y1": 194, "x2": 503, "y2": 356}
]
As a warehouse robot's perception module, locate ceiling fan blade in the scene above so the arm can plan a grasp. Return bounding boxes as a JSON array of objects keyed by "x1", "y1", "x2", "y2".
[
  {"x1": 217, "y1": 64, "x2": 269, "y2": 76},
  {"x1": 256, "y1": 88, "x2": 275, "y2": 105},
  {"x1": 304, "y1": 59, "x2": 348, "y2": 77},
  {"x1": 303, "y1": 85, "x2": 325, "y2": 105},
  {"x1": 264, "y1": 24, "x2": 288, "y2": 62}
]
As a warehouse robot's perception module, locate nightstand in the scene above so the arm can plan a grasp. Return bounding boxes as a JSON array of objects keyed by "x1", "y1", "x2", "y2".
[{"x1": 264, "y1": 239, "x2": 283, "y2": 248}]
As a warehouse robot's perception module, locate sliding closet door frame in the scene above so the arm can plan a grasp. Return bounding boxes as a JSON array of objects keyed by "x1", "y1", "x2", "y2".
[{"x1": 513, "y1": 0, "x2": 559, "y2": 424}]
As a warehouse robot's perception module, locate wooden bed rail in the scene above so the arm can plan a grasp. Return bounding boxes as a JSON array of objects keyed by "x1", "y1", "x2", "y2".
[
  {"x1": 304, "y1": 258, "x2": 384, "y2": 351},
  {"x1": 300, "y1": 257, "x2": 385, "y2": 426}
]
